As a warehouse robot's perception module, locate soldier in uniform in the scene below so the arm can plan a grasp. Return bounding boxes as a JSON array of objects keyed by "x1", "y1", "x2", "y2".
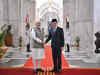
[
  {"x1": 25, "y1": 23, "x2": 31, "y2": 52},
  {"x1": 30, "y1": 21, "x2": 45, "y2": 73}
]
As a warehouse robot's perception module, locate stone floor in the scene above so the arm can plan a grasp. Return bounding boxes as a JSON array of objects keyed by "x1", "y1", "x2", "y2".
[
  {"x1": 64, "y1": 47, "x2": 100, "y2": 68},
  {"x1": 0, "y1": 47, "x2": 100, "y2": 68}
]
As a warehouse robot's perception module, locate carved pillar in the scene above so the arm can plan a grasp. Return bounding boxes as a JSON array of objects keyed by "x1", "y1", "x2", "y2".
[{"x1": 63, "y1": 0, "x2": 93, "y2": 50}]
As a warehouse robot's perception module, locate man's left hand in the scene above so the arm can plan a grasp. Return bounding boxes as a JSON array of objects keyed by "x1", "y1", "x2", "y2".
[{"x1": 61, "y1": 47, "x2": 64, "y2": 50}]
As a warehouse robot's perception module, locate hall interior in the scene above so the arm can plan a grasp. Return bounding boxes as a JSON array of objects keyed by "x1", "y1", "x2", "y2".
[{"x1": 0, "y1": 0, "x2": 100, "y2": 69}]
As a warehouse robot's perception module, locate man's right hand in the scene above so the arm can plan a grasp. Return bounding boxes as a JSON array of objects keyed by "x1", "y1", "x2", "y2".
[{"x1": 41, "y1": 41, "x2": 46, "y2": 44}]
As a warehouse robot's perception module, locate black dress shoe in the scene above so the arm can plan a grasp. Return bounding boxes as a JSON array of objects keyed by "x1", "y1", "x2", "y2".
[
  {"x1": 27, "y1": 50, "x2": 31, "y2": 52},
  {"x1": 36, "y1": 68, "x2": 44, "y2": 72}
]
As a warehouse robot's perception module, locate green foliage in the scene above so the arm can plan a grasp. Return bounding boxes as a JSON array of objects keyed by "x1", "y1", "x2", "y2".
[{"x1": 0, "y1": 31, "x2": 7, "y2": 46}]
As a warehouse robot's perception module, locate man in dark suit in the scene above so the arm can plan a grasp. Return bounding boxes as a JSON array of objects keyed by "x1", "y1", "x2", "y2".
[{"x1": 43, "y1": 19, "x2": 64, "y2": 72}]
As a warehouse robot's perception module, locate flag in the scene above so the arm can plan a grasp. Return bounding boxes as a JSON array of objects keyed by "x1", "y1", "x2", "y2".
[{"x1": 25, "y1": 14, "x2": 29, "y2": 24}]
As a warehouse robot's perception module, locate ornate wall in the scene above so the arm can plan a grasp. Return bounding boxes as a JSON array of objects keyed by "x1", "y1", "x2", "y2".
[
  {"x1": 0, "y1": 0, "x2": 35, "y2": 47},
  {"x1": 63, "y1": 0, "x2": 94, "y2": 51},
  {"x1": 0, "y1": 0, "x2": 95, "y2": 49},
  {"x1": 94, "y1": 0, "x2": 100, "y2": 33},
  {"x1": 0, "y1": 0, "x2": 21, "y2": 47}
]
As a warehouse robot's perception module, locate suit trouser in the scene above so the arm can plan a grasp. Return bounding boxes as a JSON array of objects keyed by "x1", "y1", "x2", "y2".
[
  {"x1": 52, "y1": 46, "x2": 62, "y2": 70},
  {"x1": 27, "y1": 43, "x2": 30, "y2": 52},
  {"x1": 65, "y1": 43, "x2": 70, "y2": 52}
]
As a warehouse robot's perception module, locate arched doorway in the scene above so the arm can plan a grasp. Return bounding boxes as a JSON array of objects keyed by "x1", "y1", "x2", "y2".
[{"x1": 36, "y1": 0, "x2": 63, "y2": 36}]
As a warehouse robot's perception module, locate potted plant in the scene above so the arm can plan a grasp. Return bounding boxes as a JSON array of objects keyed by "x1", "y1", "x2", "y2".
[
  {"x1": 74, "y1": 36, "x2": 80, "y2": 50},
  {"x1": 0, "y1": 44, "x2": 8, "y2": 59},
  {"x1": 0, "y1": 25, "x2": 8, "y2": 59}
]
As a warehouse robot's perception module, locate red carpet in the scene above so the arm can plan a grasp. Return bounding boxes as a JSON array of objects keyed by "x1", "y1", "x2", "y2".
[
  {"x1": 0, "y1": 67, "x2": 100, "y2": 75},
  {"x1": 1, "y1": 46, "x2": 100, "y2": 75},
  {"x1": 24, "y1": 45, "x2": 69, "y2": 70}
]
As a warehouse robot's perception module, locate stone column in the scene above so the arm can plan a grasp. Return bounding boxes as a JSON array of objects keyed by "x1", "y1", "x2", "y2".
[
  {"x1": 7, "y1": 0, "x2": 21, "y2": 47},
  {"x1": 0, "y1": 0, "x2": 36, "y2": 47},
  {"x1": 63, "y1": 0, "x2": 94, "y2": 51},
  {"x1": 0, "y1": 0, "x2": 20, "y2": 47},
  {"x1": 3, "y1": 0, "x2": 9, "y2": 24},
  {"x1": 76, "y1": 0, "x2": 93, "y2": 51},
  {"x1": 0, "y1": 0, "x2": 4, "y2": 32},
  {"x1": 94, "y1": 0, "x2": 100, "y2": 33},
  {"x1": 94, "y1": 0, "x2": 100, "y2": 46},
  {"x1": 83, "y1": 0, "x2": 100, "y2": 63}
]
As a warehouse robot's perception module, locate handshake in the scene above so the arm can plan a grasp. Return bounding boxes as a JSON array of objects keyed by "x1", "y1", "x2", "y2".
[{"x1": 40, "y1": 41, "x2": 46, "y2": 44}]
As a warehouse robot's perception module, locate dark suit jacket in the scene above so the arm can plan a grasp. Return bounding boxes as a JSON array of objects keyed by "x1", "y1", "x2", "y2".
[{"x1": 45, "y1": 26, "x2": 64, "y2": 48}]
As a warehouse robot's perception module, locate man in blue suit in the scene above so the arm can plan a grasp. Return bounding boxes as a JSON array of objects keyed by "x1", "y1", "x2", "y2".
[{"x1": 43, "y1": 19, "x2": 64, "y2": 72}]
